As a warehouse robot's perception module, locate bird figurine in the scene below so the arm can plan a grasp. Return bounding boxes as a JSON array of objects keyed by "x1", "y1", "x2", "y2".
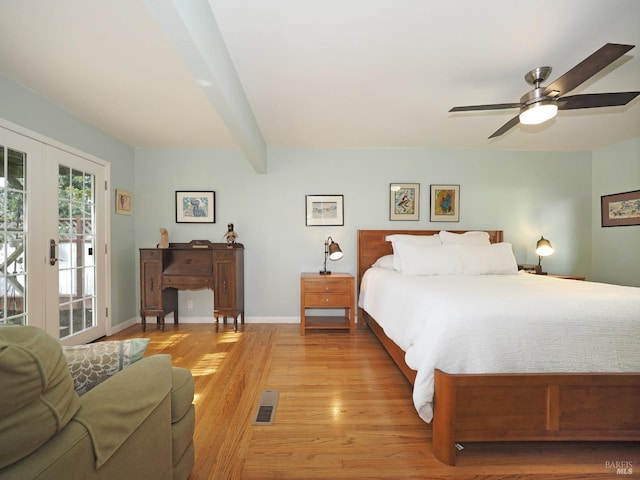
[
  {"x1": 224, "y1": 223, "x2": 238, "y2": 246},
  {"x1": 158, "y1": 227, "x2": 169, "y2": 248}
]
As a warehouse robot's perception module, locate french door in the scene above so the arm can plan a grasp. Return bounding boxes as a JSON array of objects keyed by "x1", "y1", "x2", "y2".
[{"x1": 0, "y1": 123, "x2": 108, "y2": 344}]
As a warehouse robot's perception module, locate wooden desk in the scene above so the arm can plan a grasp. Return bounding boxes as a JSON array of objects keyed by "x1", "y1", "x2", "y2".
[{"x1": 140, "y1": 240, "x2": 244, "y2": 331}]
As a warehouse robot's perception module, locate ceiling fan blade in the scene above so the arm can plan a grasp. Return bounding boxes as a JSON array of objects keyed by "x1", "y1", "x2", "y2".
[
  {"x1": 488, "y1": 115, "x2": 520, "y2": 139},
  {"x1": 543, "y1": 43, "x2": 634, "y2": 97},
  {"x1": 558, "y1": 92, "x2": 640, "y2": 110},
  {"x1": 449, "y1": 103, "x2": 520, "y2": 112}
]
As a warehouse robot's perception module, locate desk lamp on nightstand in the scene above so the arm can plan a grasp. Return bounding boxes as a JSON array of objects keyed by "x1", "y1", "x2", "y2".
[
  {"x1": 535, "y1": 236, "x2": 554, "y2": 274},
  {"x1": 319, "y1": 236, "x2": 343, "y2": 275}
]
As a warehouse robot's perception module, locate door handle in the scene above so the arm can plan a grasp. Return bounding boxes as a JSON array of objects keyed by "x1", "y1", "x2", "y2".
[{"x1": 49, "y1": 239, "x2": 59, "y2": 266}]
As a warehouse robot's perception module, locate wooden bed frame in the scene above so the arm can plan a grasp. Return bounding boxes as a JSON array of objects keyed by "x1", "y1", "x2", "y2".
[{"x1": 357, "y1": 229, "x2": 640, "y2": 465}]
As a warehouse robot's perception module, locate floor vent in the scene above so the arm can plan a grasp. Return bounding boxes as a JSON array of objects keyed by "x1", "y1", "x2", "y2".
[{"x1": 252, "y1": 390, "x2": 279, "y2": 425}]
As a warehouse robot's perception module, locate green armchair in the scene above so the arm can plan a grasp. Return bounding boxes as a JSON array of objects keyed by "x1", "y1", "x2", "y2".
[{"x1": 0, "y1": 326, "x2": 194, "y2": 480}]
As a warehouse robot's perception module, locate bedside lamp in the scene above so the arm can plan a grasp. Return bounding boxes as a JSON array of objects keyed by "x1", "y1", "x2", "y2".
[
  {"x1": 535, "y1": 236, "x2": 554, "y2": 275},
  {"x1": 320, "y1": 236, "x2": 343, "y2": 275}
]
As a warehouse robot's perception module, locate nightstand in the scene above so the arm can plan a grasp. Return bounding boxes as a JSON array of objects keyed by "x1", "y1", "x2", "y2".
[
  {"x1": 300, "y1": 273, "x2": 355, "y2": 335},
  {"x1": 547, "y1": 274, "x2": 586, "y2": 281},
  {"x1": 519, "y1": 268, "x2": 586, "y2": 281}
]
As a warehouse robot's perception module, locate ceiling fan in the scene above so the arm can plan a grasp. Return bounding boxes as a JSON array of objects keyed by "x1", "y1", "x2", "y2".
[{"x1": 449, "y1": 43, "x2": 640, "y2": 139}]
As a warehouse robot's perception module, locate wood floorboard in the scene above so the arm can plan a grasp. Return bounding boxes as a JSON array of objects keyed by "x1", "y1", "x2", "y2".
[{"x1": 106, "y1": 323, "x2": 639, "y2": 479}]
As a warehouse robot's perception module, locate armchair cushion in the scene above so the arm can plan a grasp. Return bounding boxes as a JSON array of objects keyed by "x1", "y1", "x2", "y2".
[
  {"x1": 170, "y1": 366, "x2": 195, "y2": 472},
  {"x1": 170, "y1": 366, "x2": 194, "y2": 423},
  {"x1": 0, "y1": 326, "x2": 81, "y2": 469},
  {"x1": 73, "y1": 354, "x2": 173, "y2": 468}
]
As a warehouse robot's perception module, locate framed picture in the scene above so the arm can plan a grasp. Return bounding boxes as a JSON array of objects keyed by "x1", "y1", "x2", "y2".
[
  {"x1": 115, "y1": 189, "x2": 132, "y2": 215},
  {"x1": 389, "y1": 183, "x2": 419, "y2": 220},
  {"x1": 305, "y1": 195, "x2": 344, "y2": 226},
  {"x1": 430, "y1": 184, "x2": 460, "y2": 222},
  {"x1": 601, "y1": 189, "x2": 640, "y2": 227},
  {"x1": 175, "y1": 191, "x2": 215, "y2": 223}
]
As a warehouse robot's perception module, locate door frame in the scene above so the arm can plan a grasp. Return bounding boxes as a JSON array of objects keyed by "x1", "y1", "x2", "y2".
[{"x1": 0, "y1": 118, "x2": 112, "y2": 340}]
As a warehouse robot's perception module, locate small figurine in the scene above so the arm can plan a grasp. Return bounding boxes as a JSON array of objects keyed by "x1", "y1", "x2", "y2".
[
  {"x1": 158, "y1": 227, "x2": 169, "y2": 249},
  {"x1": 224, "y1": 223, "x2": 238, "y2": 246}
]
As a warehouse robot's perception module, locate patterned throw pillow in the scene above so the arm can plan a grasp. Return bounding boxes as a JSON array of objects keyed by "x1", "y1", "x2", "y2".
[{"x1": 62, "y1": 339, "x2": 150, "y2": 395}]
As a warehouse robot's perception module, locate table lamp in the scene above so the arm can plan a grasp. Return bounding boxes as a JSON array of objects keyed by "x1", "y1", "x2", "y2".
[
  {"x1": 319, "y1": 236, "x2": 343, "y2": 275},
  {"x1": 535, "y1": 236, "x2": 554, "y2": 274}
]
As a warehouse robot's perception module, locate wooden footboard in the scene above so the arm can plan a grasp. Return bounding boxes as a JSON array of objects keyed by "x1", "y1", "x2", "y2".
[
  {"x1": 365, "y1": 312, "x2": 640, "y2": 465},
  {"x1": 433, "y1": 369, "x2": 640, "y2": 465}
]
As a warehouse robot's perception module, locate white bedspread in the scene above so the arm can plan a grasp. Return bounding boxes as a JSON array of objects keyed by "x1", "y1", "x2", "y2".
[{"x1": 358, "y1": 269, "x2": 640, "y2": 423}]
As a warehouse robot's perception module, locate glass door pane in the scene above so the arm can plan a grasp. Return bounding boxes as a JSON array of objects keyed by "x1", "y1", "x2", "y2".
[
  {"x1": 57, "y1": 165, "x2": 97, "y2": 340},
  {"x1": 0, "y1": 145, "x2": 27, "y2": 326}
]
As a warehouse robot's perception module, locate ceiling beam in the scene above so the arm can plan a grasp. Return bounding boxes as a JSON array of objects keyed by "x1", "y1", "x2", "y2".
[{"x1": 144, "y1": 0, "x2": 267, "y2": 174}]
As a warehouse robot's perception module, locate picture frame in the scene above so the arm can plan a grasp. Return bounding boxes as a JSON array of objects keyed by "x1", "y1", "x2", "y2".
[
  {"x1": 601, "y1": 189, "x2": 640, "y2": 227},
  {"x1": 115, "y1": 189, "x2": 132, "y2": 215},
  {"x1": 175, "y1": 191, "x2": 215, "y2": 223},
  {"x1": 305, "y1": 194, "x2": 344, "y2": 226},
  {"x1": 430, "y1": 184, "x2": 460, "y2": 222},
  {"x1": 389, "y1": 183, "x2": 419, "y2": 221}
]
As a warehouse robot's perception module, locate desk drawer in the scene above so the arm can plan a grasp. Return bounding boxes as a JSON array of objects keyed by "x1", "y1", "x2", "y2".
[
  {"x1": 141, "y1": 249, "x2": 162, "y2": 260},
  {"x1": 304, "y1": 293, "x2": 351, "y2": 307},
  {"x1": 163, "y1": 275, "x2": 213, "y2": 289},
  {"x1": 215, "y1": 250, "x2": 237, "y2": 261}
]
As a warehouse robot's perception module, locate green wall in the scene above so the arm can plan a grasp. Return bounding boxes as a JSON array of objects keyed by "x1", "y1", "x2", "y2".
[
  {"x1": 592, "y1": 137, "x2": 640, "y2": 287},
  {"x1": 135, "y1": 146, "x2": 593, "y2": 320}
]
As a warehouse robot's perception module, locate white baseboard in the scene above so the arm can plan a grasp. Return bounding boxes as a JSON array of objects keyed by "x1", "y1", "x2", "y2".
[
  {"x1": 242, "y1": 316, "x2": 299, "y2": 324},
  {"x1": 111, "y1": 314, "x2": 361, "y2": 333},
  {"x1": 108, "y1": 315, "x2": 216, "y2": 336},
  {"x1": 109, "y1": 317, "x2": 138, "y2": 334},
  {"x1": 127, "y1": 315, "x2": 301, "y2": 325}
]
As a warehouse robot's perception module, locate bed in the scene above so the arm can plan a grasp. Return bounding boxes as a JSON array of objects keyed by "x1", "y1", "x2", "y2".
[{"x1": 356, "y1": 229, "x2": 640, "y2": 465}]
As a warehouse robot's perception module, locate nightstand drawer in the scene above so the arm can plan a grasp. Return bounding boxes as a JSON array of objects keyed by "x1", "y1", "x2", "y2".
[
  {"x1": 304, "y1": 293, "x2": 351, "y2": 307},
  {"x1": 303, "y1": 279, "x2": 352, "y2": 293}
]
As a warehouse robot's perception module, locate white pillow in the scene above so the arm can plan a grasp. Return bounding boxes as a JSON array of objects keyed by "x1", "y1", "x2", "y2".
[
  {"x1": 393, "y1": 242, "x2": 463, "y2": 276},
  {"x1": 372, "y1": 254, "x2": 395, "y2": 270},
  {"x1": 439, "y1": 230, "x2": 490, "y2": 245},
  {"x1": 456, "y1": 242, "x2": 518, "y2": 275},
  {"x1": 385, "y1": 234, "x2": 441, "y2": 271}
]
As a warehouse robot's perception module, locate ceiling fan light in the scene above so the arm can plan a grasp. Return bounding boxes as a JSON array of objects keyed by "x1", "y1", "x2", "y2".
[{"x1": 519, "y1": 100, "x2": 558, "y2": 125}]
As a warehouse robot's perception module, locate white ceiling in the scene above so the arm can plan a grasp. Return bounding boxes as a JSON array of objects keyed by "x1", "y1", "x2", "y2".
[{"x1": 1, "y1": 0, "x2": 639, "y2": 160}]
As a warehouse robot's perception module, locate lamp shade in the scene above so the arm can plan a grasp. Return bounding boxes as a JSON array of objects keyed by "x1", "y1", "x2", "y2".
[
  {"x1": 535, "y1": 236, "x2": 554, "y2": 257},
  {"x1": 328, "y1": 240, "x2": 343, "y2": 260}
]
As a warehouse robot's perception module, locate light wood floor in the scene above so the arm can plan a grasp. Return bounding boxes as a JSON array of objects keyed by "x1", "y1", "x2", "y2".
[{"x1": 107, "y1": 323, "x2": 639, "y2": 479}]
